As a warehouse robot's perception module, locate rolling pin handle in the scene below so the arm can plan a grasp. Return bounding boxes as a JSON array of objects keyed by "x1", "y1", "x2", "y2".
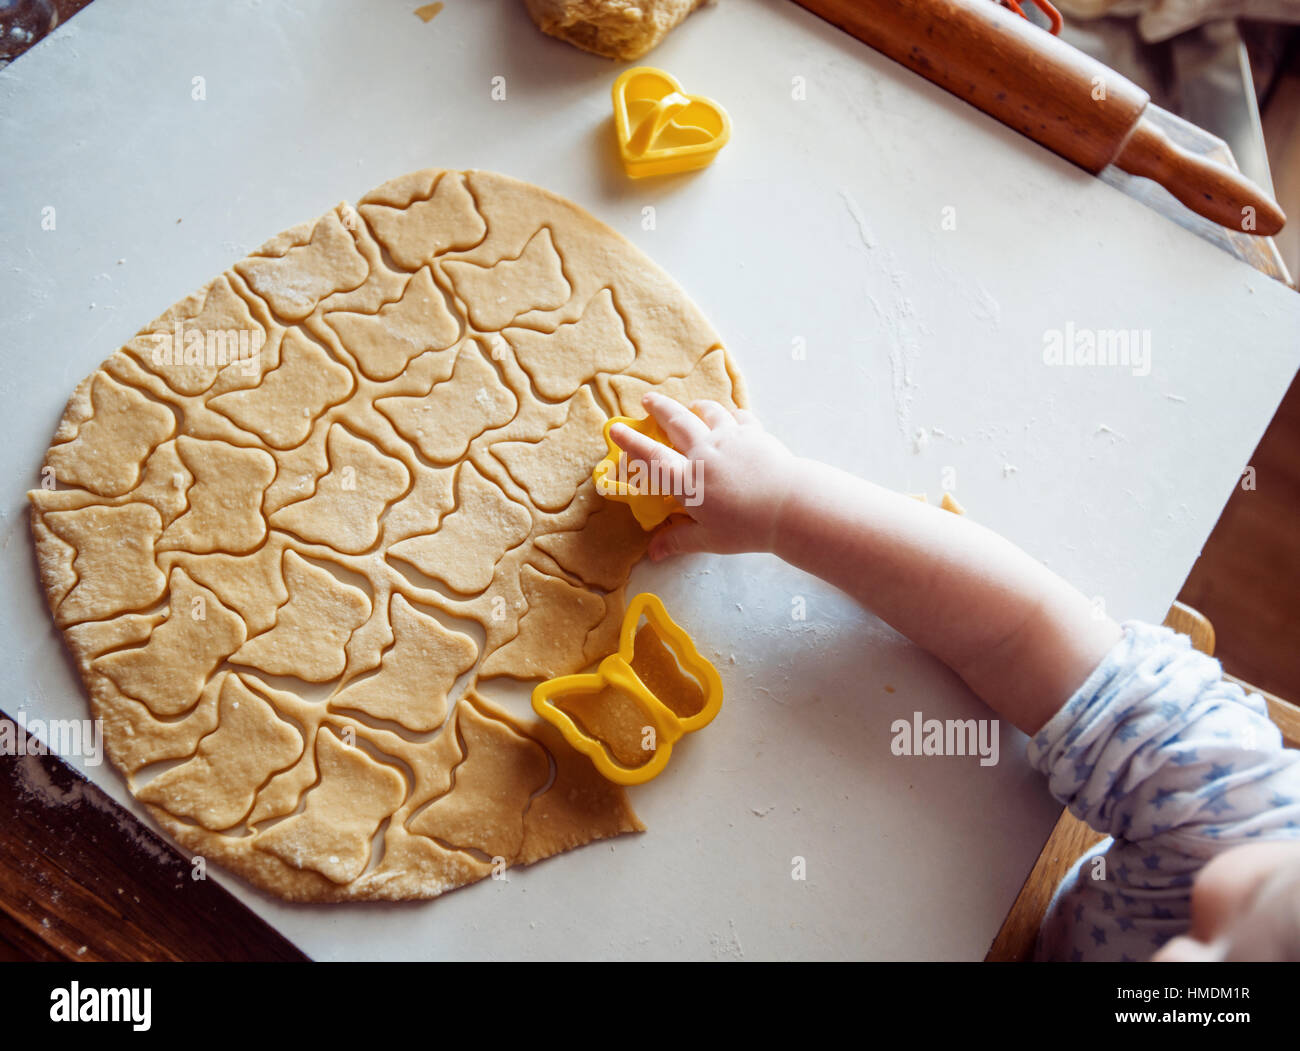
[{"x1": 1114, "y1": 117, "x2": 1286, "y2": 237}]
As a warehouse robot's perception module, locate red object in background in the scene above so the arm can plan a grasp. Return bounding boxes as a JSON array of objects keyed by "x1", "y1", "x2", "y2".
[{"x1": 1000, "y1": 0, "x2": 1063, "y2": 34}]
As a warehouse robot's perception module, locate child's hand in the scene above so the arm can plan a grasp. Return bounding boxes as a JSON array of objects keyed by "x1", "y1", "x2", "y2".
[
  {"x1": 609, "y1": 392, "x2": 799, "y2": 562},
  {"x1": 613, "y1": 390, "x2": 1119, "y2": 736}
]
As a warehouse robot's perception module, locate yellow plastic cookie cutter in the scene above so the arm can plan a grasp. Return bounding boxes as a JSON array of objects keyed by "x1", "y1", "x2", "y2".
[
  {"x1": 592, "y1": 415, "x2": 684, "y2": 531},
  {"x1": 531, "y1": 593, "x2": 724, "y2": 785},
  {"x1": 612, "y1": 67, "x2": 731, "y2": 178}
]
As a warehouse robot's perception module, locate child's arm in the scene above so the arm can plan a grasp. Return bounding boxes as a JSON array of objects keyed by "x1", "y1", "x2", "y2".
[
  {"x1": 1027, "y1": 621, "x2": 1300, "y2": 961},
  {"x1": 611, "y1": 393, "x2": 1122, "y2": 736}
]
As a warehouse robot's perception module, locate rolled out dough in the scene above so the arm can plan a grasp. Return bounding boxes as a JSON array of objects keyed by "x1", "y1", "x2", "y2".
[{"x1": 29, "y1": 169, "x2": 747, "y2": 902}]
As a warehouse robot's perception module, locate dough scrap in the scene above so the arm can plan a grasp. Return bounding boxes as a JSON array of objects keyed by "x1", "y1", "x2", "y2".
[
  {"x1": 254, "y1": 728, "x2": 406, "y2": 884},
  {"x1": 45, "y1": 372, "x2": 174, "y2": 497},
  {"x1": 263, "y1": 422, "x2": 332, "y2": 515},
  {"x1": 269, "y1": 424, "x2": 410, "y2": 554},
  {"x1": 30, "y1": 509, "x2": 77, "y2": 612},
  {"x1": 490, "y1": 386, "x2": 608, "y2": 513},
  {"x1": 158, "y1": 436, "x2": 276, "y2": 555},
  {"x1": 600, "y1": 345, "x2": 739, "y2": 417},
  {"x1": 329, "y1": 594, "x2": 477, "y2": 732},
  {"x1": 376, "y1": 339, "x2": 516, "y2": 463},
  {"x1": 95, "y1": 567, "x2": 246, "y2": 718},
  {"x1": 137, "y1": 673, "x2": 302, "y2": 830},
  {"x1": 236, "y1": 207, "x2": 369, "y2": 322},
  {"x1": 509, "y1": 693, "x2": 646, "y2": 865},
  {"x1": 29, "y1": 168, "x2": 744, "y2": 902},
  {"x1": 42, "y1": 503, "x2": 166, "y2": 626},
  {"x1": 358, "y1": 170, "x2": 487, "y2": 270},
  {"x1": 408, "y1": 699, "x2": 550, "y2": 858},
  {"x1": 535, "y1": 487, "x2": 650, "y2": 591},
  {"x1": 379, "y1": 460, "x2": 457, "y2": 547},
  {"x1": 444, "y1": 227, "x2": 571, "y2": 331},
  {"x1": 325, "y1": 266, "x2": 461, "y2": 381},
  {"x1": 479, "y1": 564, "x2": 606, "y2": 680},
  {"x1": 388, "y1": 462, "x2": 531, "y2": 595},
  {"x1": 208, "y1": 329, "x2": 353, "y2": 449},
  {"x1": 505, "y1": 288, "x2": 636, "y2": 400},
  {"x1": 230, "y1": 551, "x2": 370, "y2": 682},
  {"x1": 130, "y1": 440, "x2": 194, "y2": 527}
]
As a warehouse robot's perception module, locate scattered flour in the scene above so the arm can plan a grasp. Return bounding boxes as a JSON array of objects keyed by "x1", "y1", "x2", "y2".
[
  {"x1": 970, "y1": 283, "x2": 1001, "y2": 326},
  {"x1": 710, "y1": 918, "x2": 745, "y2": 960},
  {"x1": 868, "y1": 292, "x2": 920, "y2": 445},
  {"x1": 838, "y1": 189, "x2": 877, "y2": 250}
]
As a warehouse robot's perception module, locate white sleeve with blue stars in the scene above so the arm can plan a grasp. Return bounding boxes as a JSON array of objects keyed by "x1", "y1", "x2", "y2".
[{"x1": 1029, "y1": 620, "x2": 1300, "y2": 962}]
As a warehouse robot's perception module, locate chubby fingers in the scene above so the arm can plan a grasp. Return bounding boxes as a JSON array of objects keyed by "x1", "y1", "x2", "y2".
[
  {"x1": 609, "y1": 422, "x2": 692, "y2": 495},
  {"x1": 649, "y1": 518, "x2": 708, "y2": 561},
  {"x1": 609, "y1": 421, "x2": 687, "y2": 468},
  {"x1": 642, "y1": 391, "x2": 709, "y2": 450},
  {"x1": 690, "y1": 399, "x2": 736, "y2": 430}
]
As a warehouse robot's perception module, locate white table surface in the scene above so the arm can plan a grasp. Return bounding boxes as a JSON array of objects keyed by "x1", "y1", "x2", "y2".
[{"x1": 2, "y1": 0, "x2": 1297, "y2": 960}]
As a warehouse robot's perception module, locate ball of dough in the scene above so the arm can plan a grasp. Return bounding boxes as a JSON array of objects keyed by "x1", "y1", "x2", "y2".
[{"x1": 524, "y1": 0, "x2": 712, "y2": 61}]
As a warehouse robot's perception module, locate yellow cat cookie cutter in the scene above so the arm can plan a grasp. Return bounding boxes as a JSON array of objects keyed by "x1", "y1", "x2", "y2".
[
  {"x1": 592, "y1": 415, "x2": 684, "y2": 530},
  {"x1": 532, "y1": 593, "x2": 724, "y2": 785},
  {"x1": 612, "y1": 67, "x2": 731, "y2": 178}
]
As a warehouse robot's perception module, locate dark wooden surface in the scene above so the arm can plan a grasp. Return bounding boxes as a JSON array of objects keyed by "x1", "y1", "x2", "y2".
[{"x1": 0, "y1": 711, "x2": 307, "y2": 961}]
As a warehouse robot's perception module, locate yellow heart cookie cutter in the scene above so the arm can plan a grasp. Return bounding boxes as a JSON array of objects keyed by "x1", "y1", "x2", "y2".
[
  {"x1": 612, "y1": 67, "x2": 731, "y2": 178},
  {"x1": 532, "y1": 593, "x2": 724, "y2": 785},
  {"x1": 592, "y1": 415, "x2": 684, "y2": 531}
]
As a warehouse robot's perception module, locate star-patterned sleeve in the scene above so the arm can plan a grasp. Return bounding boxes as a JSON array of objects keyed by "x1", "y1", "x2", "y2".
[{"x1": 1027, "y1": 620, "x2": 1300, "y2": 962}]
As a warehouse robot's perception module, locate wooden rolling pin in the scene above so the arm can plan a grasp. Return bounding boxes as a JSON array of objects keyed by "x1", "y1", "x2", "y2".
[{"x1": 792, "y1": 0, "x2": 1286, "y2": 235}]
